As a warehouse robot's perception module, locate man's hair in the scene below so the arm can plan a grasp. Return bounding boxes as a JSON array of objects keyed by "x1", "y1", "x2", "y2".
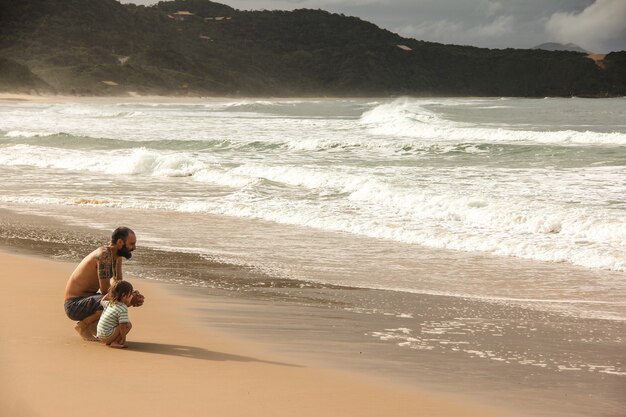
[
  {"x1": 108, "y1": 280, "x2": 134, "y2": 304},
  {"x1": 111, "y1": 226, "x2": 134, "y2": 244}
]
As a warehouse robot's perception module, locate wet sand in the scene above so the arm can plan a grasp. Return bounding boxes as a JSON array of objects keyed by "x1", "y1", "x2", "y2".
[{"x1": 177, "y1": 285, "x2": 626, "y2": 417}]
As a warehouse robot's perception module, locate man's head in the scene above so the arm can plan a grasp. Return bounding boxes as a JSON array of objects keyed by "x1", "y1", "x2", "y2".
[{"x1": 111, "y1": 226, "x2": 136, "y2": 259}]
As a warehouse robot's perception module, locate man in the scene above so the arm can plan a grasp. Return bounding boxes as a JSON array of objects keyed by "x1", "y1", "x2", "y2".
[{"x1": 64, "y1": 226, "x2": 144, "y2": 341}]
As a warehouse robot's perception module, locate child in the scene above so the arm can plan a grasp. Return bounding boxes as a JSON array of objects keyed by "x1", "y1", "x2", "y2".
[{"x1": 97, "y1": 280, "x2": 134, "y2": 348}]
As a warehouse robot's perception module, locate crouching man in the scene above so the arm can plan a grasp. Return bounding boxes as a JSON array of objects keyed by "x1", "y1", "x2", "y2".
[{"x1": 63, "y1": 226, "x2": 144, "y2": 341}]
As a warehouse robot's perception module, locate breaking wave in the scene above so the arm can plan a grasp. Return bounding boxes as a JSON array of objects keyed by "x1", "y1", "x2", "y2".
[{"x1": 360, "y1": 98, "x2": 626, "y2": 146}]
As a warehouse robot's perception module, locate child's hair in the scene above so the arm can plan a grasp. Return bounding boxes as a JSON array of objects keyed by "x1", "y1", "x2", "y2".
[{"x1": 108, "y1": 280, "x2": 134, "y2": 304}]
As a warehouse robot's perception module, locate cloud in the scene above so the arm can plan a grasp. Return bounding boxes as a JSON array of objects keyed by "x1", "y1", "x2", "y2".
[
  {"x1": 222, "y1": 0, "x2": 388, "y2": 7},
  {"x1": 485, "y1": 1, "x2": 504, "y2": 17},
  {"x1": 120, "y1": 0, "x2": 625, "y2": 51},
  {"x1": 474, "y1": 15, "x2": 515, "y2": 38},
  {"x1": 546, "y1": 0, "x2": 626, "y2": 52},
  {"x1": 399, "y1": 15, "x2": 515, "y2": 47},
  {"x1": 399, "y1": 20, "x2": 464, "y2": 45}
]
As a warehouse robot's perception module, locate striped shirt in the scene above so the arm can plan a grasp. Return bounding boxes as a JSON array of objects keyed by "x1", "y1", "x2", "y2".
[{"x1": 96, "y1": 301, "x2": 130, "y2": 339}]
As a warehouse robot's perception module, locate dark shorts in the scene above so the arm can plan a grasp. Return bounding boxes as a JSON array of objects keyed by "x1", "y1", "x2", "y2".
[{"x1": 64, "y1": 294, "x2": 104, "y2": 321}]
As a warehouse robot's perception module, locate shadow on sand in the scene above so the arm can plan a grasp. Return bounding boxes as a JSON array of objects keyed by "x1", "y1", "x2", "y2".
[{"x1": 127, "y1": 341, "x2": 302, "y2": 368}]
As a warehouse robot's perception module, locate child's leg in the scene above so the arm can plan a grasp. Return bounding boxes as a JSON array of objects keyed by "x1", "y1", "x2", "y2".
[
  {"x1": 102, "y1": 327, "x2": 127, "y2": 349},
  {"x1": 110, "y1": 336, "x2": 127, "y2": 349},
  {"x1": 117, "y1": 322, "x2": 132, "y2": 346},
  {"x1": 103, "y1": 323, "x2": 132, "y2": 348}
]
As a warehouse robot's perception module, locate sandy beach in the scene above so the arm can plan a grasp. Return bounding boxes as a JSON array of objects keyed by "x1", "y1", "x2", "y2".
[{"x1": 0, "y1": 249, "x2": 526, "y2": 417}]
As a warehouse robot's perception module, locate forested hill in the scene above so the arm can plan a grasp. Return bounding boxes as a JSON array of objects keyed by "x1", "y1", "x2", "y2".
[{"x1": 1, "y1": 0, "x2": 624, "y2": 97}]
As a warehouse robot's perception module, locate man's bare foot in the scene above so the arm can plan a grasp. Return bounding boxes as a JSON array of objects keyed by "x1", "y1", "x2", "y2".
[
  {"x1": 75, "y1": 322, "x2": 98, "y2": 342},
  {"x1": 108, "y1": 342, "x2": 128, "y2": 349}
]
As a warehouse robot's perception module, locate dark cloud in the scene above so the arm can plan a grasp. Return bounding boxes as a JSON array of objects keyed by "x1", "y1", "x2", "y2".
[{"x1": 121, "y1": 0, "x2": 626, "y2": 52}]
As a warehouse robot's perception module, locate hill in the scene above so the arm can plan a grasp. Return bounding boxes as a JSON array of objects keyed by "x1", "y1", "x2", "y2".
[
  {"x1": 0, "y1": 0, "x2": 624, "y2": 97},
  {"x1": 533, "y1": 43, "x2": 588, "y2": 53}
]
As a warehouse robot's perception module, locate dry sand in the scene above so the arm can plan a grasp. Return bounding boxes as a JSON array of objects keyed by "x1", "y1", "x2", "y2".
[{"x1": 0, "y1": 250, "x2": 526, "y2": 417}]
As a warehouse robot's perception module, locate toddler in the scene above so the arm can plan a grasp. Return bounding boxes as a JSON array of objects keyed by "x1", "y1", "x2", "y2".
[{"x1": 96, "y1": 280, "x2": 134, "y2": 348}]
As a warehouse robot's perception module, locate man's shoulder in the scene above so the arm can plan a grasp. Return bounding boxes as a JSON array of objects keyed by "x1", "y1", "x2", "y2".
[{"x1": 94, "y1": 246, "x2": 112, "y2": 261}]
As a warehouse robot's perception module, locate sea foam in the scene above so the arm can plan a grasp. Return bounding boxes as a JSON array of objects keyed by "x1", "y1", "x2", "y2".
[
  {"x1": 0, "y1": 144, "x2": 208, "y2": 178},
  {"x1": 1, "y1": 98, "x2": 625, "y2": 276}
]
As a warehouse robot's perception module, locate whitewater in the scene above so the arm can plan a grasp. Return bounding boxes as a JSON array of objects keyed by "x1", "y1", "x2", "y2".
[{"x1": 1, "y1": 96, "x2": 625, "y2": 319}]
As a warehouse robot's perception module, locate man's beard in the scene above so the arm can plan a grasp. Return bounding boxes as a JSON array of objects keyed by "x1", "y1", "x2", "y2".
[{"x1": 118, "y1": 243, "x2": 132, "y2": 259}]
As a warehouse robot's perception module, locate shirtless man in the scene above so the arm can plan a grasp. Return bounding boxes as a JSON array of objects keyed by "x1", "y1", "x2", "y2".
[{"x1": 64, "y1": 226, "x2": 144, "y2": 341}]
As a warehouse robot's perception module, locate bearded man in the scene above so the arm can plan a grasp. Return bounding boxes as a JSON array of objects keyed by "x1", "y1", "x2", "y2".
[{"x1": 64, "y1": 226, "x2": 144, "y2": 341}]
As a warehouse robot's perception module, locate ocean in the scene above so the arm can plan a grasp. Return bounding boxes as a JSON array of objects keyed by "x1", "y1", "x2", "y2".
[{"x1": 1, "y1": 96, "x2": 625, "y2": 415}]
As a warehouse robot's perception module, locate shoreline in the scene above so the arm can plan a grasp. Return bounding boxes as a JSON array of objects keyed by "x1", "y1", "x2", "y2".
[
  {"x1": 0, "y1": 92, "x2": 392, "y2": 104},
  {"x1": 2, "y1": 92, "x2": 625, "y2": 104},
  {"x1": 0, "y1": 248, "x2": 527, "y2": 417},
  {"x1": 0, "y1": 92, "x2": 240, "y2": 104}
]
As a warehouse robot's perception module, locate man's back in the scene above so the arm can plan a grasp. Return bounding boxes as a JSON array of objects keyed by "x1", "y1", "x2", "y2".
[{"x1": 64, "y1": 247, "x2": 104, "y2": 300}]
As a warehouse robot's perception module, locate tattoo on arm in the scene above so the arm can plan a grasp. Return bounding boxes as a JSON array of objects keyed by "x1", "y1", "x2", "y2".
[{"x1": 97, "y1": 249, "x2": 114, "y2": 280}]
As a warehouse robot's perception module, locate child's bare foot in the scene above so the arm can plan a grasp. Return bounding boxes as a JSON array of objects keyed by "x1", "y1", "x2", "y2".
[
  {"x1": 108, "y1": 342, "x2": 128, "y2": 349},
  {"x1": 74, "y1": 322, "x2": 98, "y2": 342}
]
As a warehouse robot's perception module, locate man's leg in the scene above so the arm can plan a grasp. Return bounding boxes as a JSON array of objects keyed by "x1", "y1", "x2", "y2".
[
  {"x1": 65, "y1": 294, "x2": 104, "y2": 341},
  {"x1": 74, "y1": 310, "x2": 101, "y2": 341}
]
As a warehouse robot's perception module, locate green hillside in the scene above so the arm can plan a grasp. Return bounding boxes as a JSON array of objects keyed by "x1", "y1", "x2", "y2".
[{"x1": 0, "y1": 0, "x2": 624, "y2": 96}]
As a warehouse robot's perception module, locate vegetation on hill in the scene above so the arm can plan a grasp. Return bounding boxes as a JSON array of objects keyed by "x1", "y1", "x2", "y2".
[
  {"x1": 0, "y1": 0, "x2": 624, "y2": 96},
  {"x1": 533, "y1": 43, "x2": 588, "y2": 53},
  {"x1": 0, "y1": 57, "x2": 53, "y2": 93}
]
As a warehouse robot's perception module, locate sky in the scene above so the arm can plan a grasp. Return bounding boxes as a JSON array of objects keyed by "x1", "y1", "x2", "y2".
[{"x1": 122, "y1": 0, "x2": 626, "y2": 53}]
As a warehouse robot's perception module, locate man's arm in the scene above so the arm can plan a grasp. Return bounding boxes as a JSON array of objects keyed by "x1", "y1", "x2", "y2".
[
  {"x1": 115, "y1": 256, "x2": 123, "y2": 281},
  {"x1": 97, "y1": 248, "x2": 144, "y2": 306},
  {"x1": 130, "y1": 290, "x2": 145, "y2": 307},
  {"x1": 96, "y1": 248, "x2": 114, "y2": 294}
]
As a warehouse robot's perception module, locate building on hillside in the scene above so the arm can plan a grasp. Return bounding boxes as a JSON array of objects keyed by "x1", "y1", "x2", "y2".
[
  {"x1": 204, "y1": 16, "x2": 232, "y2": 22},
  {"x1": 168, "y1": 11, "x2": 195, "y2": 21}
]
